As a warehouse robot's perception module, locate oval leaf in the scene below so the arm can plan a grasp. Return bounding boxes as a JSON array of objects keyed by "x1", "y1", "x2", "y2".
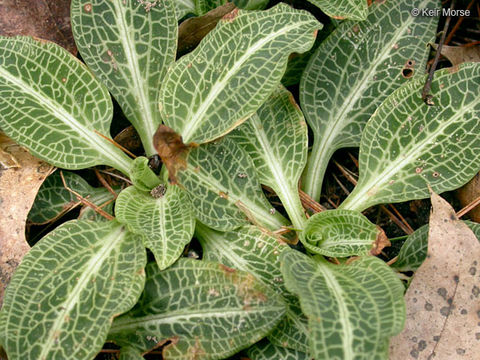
[
  {"x1": 228, "y1": 86, "x2": 308, "y2": 229},
  {"x1": 394, "y1": 220, "x2": 480, "y2": 272},
  {"x1": 247, "y1": 339, "x2": 310, "y2": 360},
  {"x1": 28, "y1": 171, "x2": 116, "y2": 224},
  {"x1": 197, "y1": 223, "x2": 309, "y2": 351},
  {"x1": 108, "y1": 258, "x2": 286, "y2": 359},
  {"x1": 307, "y1": 0, "x2": 367, "y2": 20},
  {"x1": 301, "y1": 209, "x2": 389, "y2": 257},
  {"x1": 0, "y1": 220, "x2": 146, "y2": 360},
  {"x1": 159, "y1": 3, "x2": 321, "y2": 144},
  {"x1": 300, "y1": 0, "x2": 439, "y2": 200},
  {"x1": 340, "y1": 63, "x2": 480, "y2": 211},
  {"x1": 71, "y1": 0, "x2": 177, "y2": 155},
  {"x1": 115, "y1": 185, "x2": 195, "y2": 270},
  {"x1": 280, "y1": 250, "x2": 405, "y2": 360},
  {"x1": 0, "y1": 36, "x2": 133, "y2": 175},
  {"x1": 177, "y1": 137, "x2": 289, "y2": 231}
]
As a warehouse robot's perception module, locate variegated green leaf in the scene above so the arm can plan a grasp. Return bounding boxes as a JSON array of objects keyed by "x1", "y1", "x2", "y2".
[
  {"x1": 196, "y1": 223, "x2": 309, "y2": 352},
  {"x1": 247, "y1": 339, "x2": 310, "y2": 360},
  {"x1": 177, "y1": 137, "x2": 289, "y2": 231},
  {"x1": 394, "y1": 220, "x2": 480, "y2": 272},
  {"x1": 115, "y1": 185, "x2": 195, "y2": 270},
  {"x1": 160, "y1": 3, "x2": 321, "y2": 144},
  {"x1": 119, "y1": 347, "x2": 145, "y2": 360},
  {"x1": 176, "y1": 0, "x2": 197, "y2": 18},
  {"x1": 301, "y1": 209, "x2": 386, "y2": 257},
  {"x1": 28, "y1": 171, "x2": 116, "y2": 224},
  {"x1": 234, "y1": 0, "x2": 268, "y2": 11},
  {"x1": 281, "y1": 250, "x2": 405, "y2": 360},
  {"x1": 0, "y1": 37, "x2": 133, "y2": 175},
  {"x1": 301, "y1": 0, "x2": 439, "y2": 200},
  {"x1": 229, "y1": 86, "x2": 307, "y2": 229},
  {"x1": 307, "y1": 0, "x2": 367, "y2": 21},
  {"x1": 0, "y1": 220, "x2": 146, "y2": 360},
  {"x1": 340, "y1": 63, "x2": 480, "y2": 211},
  {"x1": 195, "y1": 0, "x2": 226, "y2": 15},
  {"x1": 71, "y1": 0, "x2": 177, "y2": 156},
  {"x1": 108, "y1": 258, "x2": 286, "y2": 359}
]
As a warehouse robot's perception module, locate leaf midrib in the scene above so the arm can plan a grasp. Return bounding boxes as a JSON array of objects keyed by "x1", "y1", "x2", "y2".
[
  {"x1": 308, "y1": 0, "x2": 430, "y2": 169},
  {"x1": 181, "y1": 20, "x2": 313, "y2": 142},
  {"x1": 0, "y1": 66, "x2": 127, "y2": 170},
  {"x1": 191, "y1": 168, "x2": 283, "y2": 230},
  {"x1": 110, "y1": 307, "x2": 279, "y2": 332},
  {"x1": 344, "y1": 90, "x2": 479, "y2": 211},
  {"x1": 112, "y1": 0, "x2": 156, "y2": 149},
  {"x1": 316, "y1": 265, "x2": 354, "y2": 360},
  {"x1": 38, "y1": 225, "x2": 125, "y2": 359}
]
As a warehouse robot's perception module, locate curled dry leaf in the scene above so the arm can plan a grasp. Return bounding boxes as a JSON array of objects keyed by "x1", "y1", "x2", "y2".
[
  {"x1": 0, "y1": 137, "x2": 53, "y2": 306},
  {"x1": 433, "y1": 44, "x2": 480, "y2": 67},
  {"x1": 177, "y1": 3, "x2": 236, "y2": 57},
  {"x1": 390, "y1": 191, "x2": 480, "y2": 359},
  {"x1": 153, "y1": 124, "x2": 192, "y2": 184},
  {"x1": 0, "y1": 0, "x2": 77, "y2": 54}
]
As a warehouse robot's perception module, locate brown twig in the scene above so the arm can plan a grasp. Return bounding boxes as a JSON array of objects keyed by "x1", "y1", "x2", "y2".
[
  {"x1": 94, "y1": 169, "x2": 117, "y2": 198},
  {"x1": 332, "y1": 173, "x2": 351, "y2": 195},
  {"x1": 387, "y1": 256, "x2": 399, "y2": 266},
  {"x1": 422, "y1": 0, "x2": 456, "y2": 104},
  {"x1": 93, "y1": 130, "x2": 137, "y2": 158},
  {"x1": 59, "y1": 171, "x2": 114, "y2": 221},
  {"x1": 444, "y1": 0, "x2": 475, "y2": 45},
  {"x1": 98, "y1": 169, "x2": 133, "y2": 184},
  {"x1": 388, "y1": 204, "x2": 414, "y2": 234},
  {"x1": 456, "y1": 193, "x2": 480, "y2": 218},
  {"x1": 299, "y1": 189, "x2": 326, "y2": 213},
  {"x1": 341, "y1": 155, "x2": 414, "y2": 235}
]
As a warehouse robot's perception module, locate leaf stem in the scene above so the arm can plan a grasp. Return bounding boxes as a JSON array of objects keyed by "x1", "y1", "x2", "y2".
[
  {"x1": 273, "y1": 183, "x2": 307, "y2": 231},
  {"x1": 302, "y1": 139, "x2": 334, "y2": 202}
]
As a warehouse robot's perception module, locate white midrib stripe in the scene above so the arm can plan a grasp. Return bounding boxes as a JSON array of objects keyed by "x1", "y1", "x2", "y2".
[
  {"x1": 39, "y1": 226, "x2": 125, "y2": 359},
  {"x1": 113, "y1": 0, "x2": 155, "y2": 148},
  {"x1": 111, "y1": 308, "x2": 272, "y2": 332},
  {"x1": 344, "y1": 95, "x2": 479, "y2": 211},
  {"x1": 201, "y1": 231, "x2": 250, "y2": 271},
  {"x1": 250, "y1": 115, "x2": 301, "y2": 227},
  {"x1": 311, "y1": 3, "x2": 426, "y2": 167},
  {"x1": 192, "y1": 168, "x2": 284, "y2": 230},
  {"x1": 320, "y1": 267, "x2": 354, "y2": 360},
  {"x1": 181, "y1": 21, "x2": 312, "y2": 142},
  {"x1": 0, "y1": 66, "x2": 128, "y2": 170},
  {"x1": 199, "y1": 227, "x2": 308, "y2": 335}
]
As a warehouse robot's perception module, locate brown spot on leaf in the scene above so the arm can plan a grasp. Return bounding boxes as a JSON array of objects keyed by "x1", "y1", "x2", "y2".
[
  {"x1": 370, "y1": 226, "x2": 390, "y2": 255},
  {"x1": 219, "y1": 264, "x2": 236, "y2": 273},
  {"x1": 219, "y1": 191, "x2": 229, "y2": 199},
  {"x1": 84, "y1": 3, "x2": 92, "y2": 12},
  {"x1": 153, "y1": 124, "x2": 193, "y2": 184},
  {"x1": 401, "y1": 59, "x2": 415, "y2": 78},
  {"x1": 221, "y1": 8, "x2": 239, "y2": 22}
]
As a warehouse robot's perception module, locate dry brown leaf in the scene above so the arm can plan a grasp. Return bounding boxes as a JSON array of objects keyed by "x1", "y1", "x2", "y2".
[
  {"x1": 0, "y1": 0, "x2": 76, "y2": 54},
  {"x1": 153, "y1": 124, "x2": 192, "y2": 184},
  {"x1": 0, "y1": 137, "x2": 53, "y2": 306},
  {"x1": 390, "y1": 191, "x2": 480, "y2": 360},
  {"x1": 177, "y1": 3, "x2": 236, "y2": 57},
  {"x1": 433, "y1": 44, "x2": 480, "y2": 67}
]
